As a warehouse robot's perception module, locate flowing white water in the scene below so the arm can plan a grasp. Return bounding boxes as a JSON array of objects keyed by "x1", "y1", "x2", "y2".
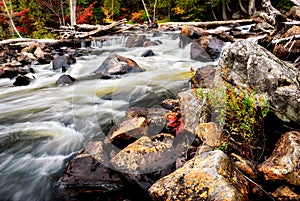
[{"x1": 0, "y1": 32, "x2": 216, "y2": 201}]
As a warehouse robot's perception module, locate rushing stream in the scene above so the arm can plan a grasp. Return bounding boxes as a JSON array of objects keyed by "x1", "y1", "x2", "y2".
[{"x1": 0, "y1": 32, "x2": 216, "y2": 201}]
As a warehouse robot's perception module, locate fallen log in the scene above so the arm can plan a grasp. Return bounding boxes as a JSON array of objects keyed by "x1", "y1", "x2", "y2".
[
  {"x1": 60, "y1": 19, "x2": 127, "y2": 39},
  {"x1": 159, "y1": 19, "x2": 255, "y2": 29}
]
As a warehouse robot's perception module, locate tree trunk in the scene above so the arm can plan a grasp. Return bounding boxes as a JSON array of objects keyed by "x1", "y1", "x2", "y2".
[
  {"x1": 222, "y1": 2, "x2": 228, "y2": 20},
  {"x1": 2, "y1": 0, "x2": 22, "y2": 38},
  {"x1": 141, "y1": 0, "x2": 151, "y2": 24},
  {"x1": 61, "y1": 0, "x2": 65, "y2": 26},
  {"x1": 153, "y1": 0, "x2": 157, "y2": 22},
  {"x1": 239, "y1": 0, "x2": 248, "y2": 14},
  {"x1": 70, "y1": 0, "x2": 76, "y2": 26},
  {"x1": 248, "y1": 0, "x2": 256, "y2": 16}
]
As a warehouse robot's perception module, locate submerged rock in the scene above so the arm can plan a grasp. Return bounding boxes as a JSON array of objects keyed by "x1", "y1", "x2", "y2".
[
  {"x1": 148, "y1": 150, "x2": 249, "y2": 201},
  {"x1": 219, "y1": 39, "x2": 300, "y2": 124},
  {"x1": 141, "y1": 49, "x2": 156, "y2": 57},
  {"x1": 94, "y1": 54, "x2": 145, "y2": 79},
  {"x1": 13, "y1": 74, "x2": 31, "y2": 86},
  {"x1": 55, "y1": 74, "x2": 75, "y2": 86},
  {"x1": 258, "y1": 131, "x2": 300, "y2": 186}
]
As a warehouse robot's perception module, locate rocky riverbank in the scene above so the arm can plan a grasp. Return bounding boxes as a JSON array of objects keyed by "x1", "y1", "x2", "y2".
[{"x1": 1, "y1": 5, "x2": 300, "y2": 201}]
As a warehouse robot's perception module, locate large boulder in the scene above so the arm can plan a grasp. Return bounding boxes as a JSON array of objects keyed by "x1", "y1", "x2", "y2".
[
  {"x1": 56, "y1": 141, "x2": 125, "y2": 199},
  {"x1": 110, "y1": 133, "x2": 184, "y2": 189},
  {"x1": 94, "y1": 54, "x2": 145, "y2": 79},
  {"x1": 258, "y1": 131, "x2": 300, "y2": 186},
  {"x1": 148, "y1": 150, "x2": 249, "y2": 201},
  {"x1": 125, "y1": 34, "x2": 147, "y2": 48},
  {"x1": 219, "y1": 39, "x2": 300, "y2": 124}
]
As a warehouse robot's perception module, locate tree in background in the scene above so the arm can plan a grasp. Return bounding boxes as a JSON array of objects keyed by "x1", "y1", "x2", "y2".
[{"x1": 102, "y1": 0, "x2": 120, "y2": 22}]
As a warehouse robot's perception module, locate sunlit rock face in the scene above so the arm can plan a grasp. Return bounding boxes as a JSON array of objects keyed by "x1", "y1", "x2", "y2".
[
  {"x1": 219, "y1": 39, "x2": 300, "y2": 124},
  {"x1": 258, "y1": 131, "x2": 300, "y2": 186},
  {"x1": 149, "y1": 150, "x2": 249, "y2": 201}
]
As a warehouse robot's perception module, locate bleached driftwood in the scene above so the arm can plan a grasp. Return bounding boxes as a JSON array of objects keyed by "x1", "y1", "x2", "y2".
[
  {"x1": 60, "y1": 19, "x2": 127, "y2": 39},
  {"x1": 159, "y1": 19, "x2": 255, "y2": 29}
]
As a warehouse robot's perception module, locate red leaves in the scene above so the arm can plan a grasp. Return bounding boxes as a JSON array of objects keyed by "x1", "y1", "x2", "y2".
[
  {"x1": 76, "y1": 2, "x2": 96, "y2": 24},
  {"x1": 164, "y1": 111, "x2": 184, "y2": 135},
  {"x1": 15, "y1": 9, "x2": 30, "y2": 17}
]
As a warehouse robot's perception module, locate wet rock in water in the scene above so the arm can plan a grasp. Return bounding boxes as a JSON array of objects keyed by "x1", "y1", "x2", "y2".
[
  {"x1": 144, "y1": 39, "x2": 159, "y2": 47},
  {"x1": 271, "y1": 185, "x2": 300, "y2": 201},
  {"x1": 195, "y1": 122, "x2": 222, "y2": 147},
  {"x1": 110, "y1": 133, "x2": 183, "y2": 189},
  {"x1": 52, "y1": 54, "x2": 76, "y2": 72},
  {"x1": 286, "y1": 6, "x2": 300, "y2": 21},
  {"x1": 0, "y1": 67, "x2": 29, "y2": 79},
  {"x1": 258, "y1": 131, "x2": 300, "y2": 186},
  {"x1": 219, "y1": 39, "x2": 300, "y2": 124},
  {"x1": 141, "y1": 49, "x2": 156, "y2": 57},
  {"x1": 56, "y1": 141, "x2": 125, "y2": 199},
  {"x1": 94, "y1": 54, "x2": 145, "y2": 79},
  {"x1": 191, "y1": 64, "x2": 217, "y2": 88},
  {"x1": 13, "y1": 74, "x2": 31, "y2": 86},
  {"x1": 190, "y1": 40, "x2": 212, "y2": 62},
  {"x1": 148, "y1": 150, "x2": 249, "y2": 201},
  {"x1": 273, "y1": 25, "x2": 300, "y2": 61},
  {"x1": 207, "y1": 37, "x2": 224, "y2": 61},
  {"x1": 55, "y1": 74, "x2": 75, "y2": 86},
  {"x1": 125, "y1": 34, "x2": 147, "y2": 48},
  {"x1": 107, "y1": 117, "x2": 147, "y2": 143},
  {"x1": 178, "y1": 34, "x2": 192, "y2": 48},
  {"x1": 178, "y1": 89, "x2": 210, "y2": 134}
]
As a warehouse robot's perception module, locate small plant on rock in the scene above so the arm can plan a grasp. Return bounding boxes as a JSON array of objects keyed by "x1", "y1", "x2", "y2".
[{"x1": 193, "y1": 75, "x2": 270, "y2": 163}]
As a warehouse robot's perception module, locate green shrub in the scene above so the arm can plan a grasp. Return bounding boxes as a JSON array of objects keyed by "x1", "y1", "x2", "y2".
[{"x1": 193, "y1": 77, "x2": 270, "y2": 162}]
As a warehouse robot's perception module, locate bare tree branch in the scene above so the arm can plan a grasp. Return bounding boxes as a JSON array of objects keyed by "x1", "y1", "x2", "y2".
[{"x1": 2, "y1": 0, "x2": 22, "y2": 38}]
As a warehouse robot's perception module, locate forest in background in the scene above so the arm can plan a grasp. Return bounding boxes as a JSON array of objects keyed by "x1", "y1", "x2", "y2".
[{"x1": 0, "y1": 0, "x2": 295, "y2": 40}]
